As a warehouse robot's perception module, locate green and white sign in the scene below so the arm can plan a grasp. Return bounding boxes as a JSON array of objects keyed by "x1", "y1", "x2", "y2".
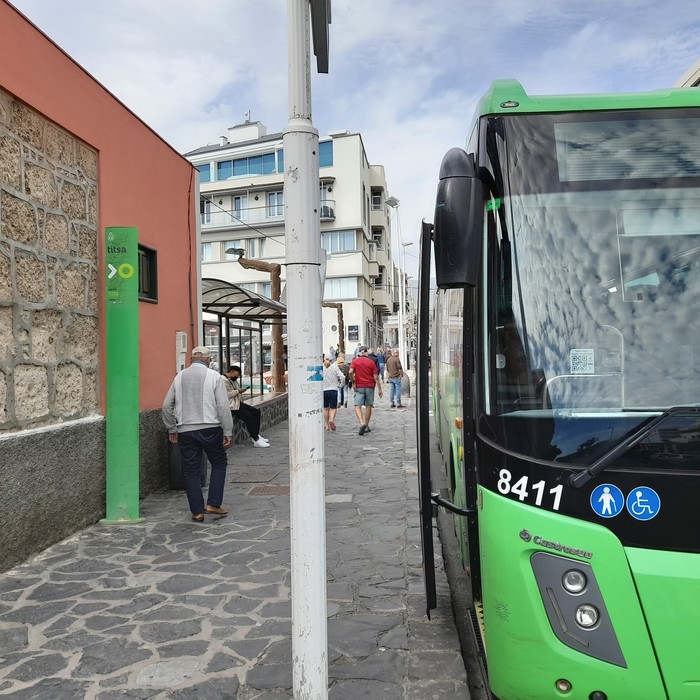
[{"x1": 103, "y1": 226, "x2": 143, "y2": 524}]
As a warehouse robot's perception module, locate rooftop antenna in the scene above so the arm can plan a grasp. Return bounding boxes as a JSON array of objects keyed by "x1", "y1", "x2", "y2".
[{"x1": 244, "y1": 109, "x2": 251, "y2": 123}]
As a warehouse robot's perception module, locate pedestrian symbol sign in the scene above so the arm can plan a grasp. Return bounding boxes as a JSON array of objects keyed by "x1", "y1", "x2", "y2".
[
  {"x1": 626, "y1": 486, "x2": 660, "y2": 521},
  {"x1": 590, "y1": 483, "x2": 624, "y2": 518}
]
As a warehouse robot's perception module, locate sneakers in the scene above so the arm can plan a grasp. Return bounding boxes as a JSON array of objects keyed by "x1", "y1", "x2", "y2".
[
  {"x1": 359, "y1": 425, "x2": 367, "y2": 435},
  {"x1": 258, "y1": 434, "x2": 269, "y2": 443},
  {"x1": 390, "y1": 404, "x2": 396, "y2": 408},
  {"x1": 396, "y1": 404, "x2": 404, "y2": 408},
  {"x1": 253, "y1": 437, "x2": 270, "y2": 448},
  {"x1": 364, "y1": 426, "x2": 371, "y2": 433}
]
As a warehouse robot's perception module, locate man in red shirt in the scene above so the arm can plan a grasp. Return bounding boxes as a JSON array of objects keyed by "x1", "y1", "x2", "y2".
[{"x1": 349, "y1": 346, "x2": 383, "y2": 435}]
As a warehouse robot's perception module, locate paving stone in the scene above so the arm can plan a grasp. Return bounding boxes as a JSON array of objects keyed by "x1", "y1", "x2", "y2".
[
  {"x1": 7, "y1": 652, "x2": 69, "y2": 681},
  {"x1": 136, "y1": 658, "x2": 201, "y2": 687},
  {"x1": 328, "y1": 679, "x2": 404, "y2": 699},
  {"x1": 0, "y1": 399, "x2": 471, "y2": 698},
  {"x1": 73, "y1": 638, "x2": 153, "y2": 676},
  {"x1": 5, "y1": 678, "x2": 92, "y2": 699},
  {"x1": 0, "y1": 624, "x2": 28, "y2": 653},
  {"x1": 139, "y1": 620, "x2": 202, "y2": 644}
]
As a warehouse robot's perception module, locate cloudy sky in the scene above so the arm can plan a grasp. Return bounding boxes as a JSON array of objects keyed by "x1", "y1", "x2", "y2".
[{"x1": 8, "y1": 0, "x2": 700, "y2": 275}]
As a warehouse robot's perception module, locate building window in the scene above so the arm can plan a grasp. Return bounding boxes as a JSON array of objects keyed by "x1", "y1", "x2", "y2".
[
  {"x1": 234, "y1": 195, "x2": 248, "y2": 221},
  {"x1": 138, "y1": 245, "x2": 158, "y2": 302},
  {"x1": 374, "y1": 265, "x2": 385, "y2": 290},
  {"x1": 277, "y1": 149, "x2": 284, "y2": 173},
  {"x1": 319, "y1": 141, "x2": 333, "y2": 168},
  {"x1": 200, "y1": 199, "x2": 211, "y2": 224},
  {"x1": 217, "y1": 160, "x2": 233, "y2": 180},
  {"x1": 201, "y1": 242, "x2": 213, "y2": 261},
  {"x1": 372, "y1": 228, "x2": 384, "y2": 249},
  {"x1": 362, "y1": 184, "x2": 367, "y2": 224},
  {"x1": 324, "y1": 276, "x2": 358, "y2": 299},
  {"x1": 262, "y1": 282, "x2": 271, "y2": 298},
  {"x1": 268, "y1": 191, "x2": 283, "y2": 217},
  {"x1": 248, "y1": 238, "x2": 265, "y2": 258},
  {"x1": 197, "y1": 164, "x2": 211, "y2": 183},
  {"x1": 371, "y1": 192, "x2": 382, "y2": 210},
  {"x1": 322, "y1": 230, "x2": 356, "y2": 253},
  {"x1": 216, "y1": 153, "x2": 276, "y2": 180}
]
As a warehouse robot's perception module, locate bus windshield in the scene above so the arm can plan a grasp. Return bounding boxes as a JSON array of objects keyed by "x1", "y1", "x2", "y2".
[{"x1": 485, "y1": 110, "x2": 700, "y2": 465}]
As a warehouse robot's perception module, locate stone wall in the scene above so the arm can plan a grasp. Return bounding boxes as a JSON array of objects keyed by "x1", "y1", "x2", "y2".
[{"x1": 0, "y1": 88, "x2": 99, "y2": 432}]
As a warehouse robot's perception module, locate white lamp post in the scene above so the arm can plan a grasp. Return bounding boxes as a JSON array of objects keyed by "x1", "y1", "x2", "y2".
[{"x1": 400, "y1": 242, "x2": 413, "y2": 368}]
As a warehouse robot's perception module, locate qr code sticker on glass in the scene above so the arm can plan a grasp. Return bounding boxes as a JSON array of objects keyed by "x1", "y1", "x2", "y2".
[{"x1": 570, "y1": 348, "x2": 594, "y2": 375}]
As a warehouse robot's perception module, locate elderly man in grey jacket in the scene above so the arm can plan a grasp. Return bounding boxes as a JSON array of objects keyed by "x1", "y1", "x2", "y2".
[{"x1": 162, "y1": 346, "x2": 234, "y2": 522}]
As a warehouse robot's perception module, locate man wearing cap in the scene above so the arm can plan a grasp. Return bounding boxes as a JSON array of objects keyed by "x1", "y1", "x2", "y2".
[
  {"x1": 349, "y1": 345, "x2": 383, "y2": 435},
  {"x1": 162, "y1": 346, "x2": 234, "y2": 522}
]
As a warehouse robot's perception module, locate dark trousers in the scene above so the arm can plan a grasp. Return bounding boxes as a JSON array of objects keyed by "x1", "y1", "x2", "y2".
[
  {"x1": 232, "y1": 403, "x2": 261, "y2": 440},
  {"x1": 177, "y1": 427, "x2": 228, "y2": 514}
]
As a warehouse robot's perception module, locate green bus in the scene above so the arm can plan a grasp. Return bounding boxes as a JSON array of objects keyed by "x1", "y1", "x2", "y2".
[{"x1": 416, "y1": 80, "x2": 700, "y2": 700}]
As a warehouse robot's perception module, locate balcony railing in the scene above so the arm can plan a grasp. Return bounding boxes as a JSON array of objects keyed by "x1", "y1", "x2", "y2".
[{"x1": 201, "y1": 199, "x2": 336, "y2": 228}]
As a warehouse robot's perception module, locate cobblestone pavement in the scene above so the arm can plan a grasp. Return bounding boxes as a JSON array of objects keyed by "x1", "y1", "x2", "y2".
[{"x1": 0, "y1": 387, "x2": 470, "y2": 699}]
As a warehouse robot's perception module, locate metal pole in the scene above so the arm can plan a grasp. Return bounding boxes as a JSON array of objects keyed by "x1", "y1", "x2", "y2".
[
  {"x1": 285, "y1": 1, "x2": 328, "y2": 697},
  {"x1": 398, "y1": 264, "x2": 405, "y2": 370}
]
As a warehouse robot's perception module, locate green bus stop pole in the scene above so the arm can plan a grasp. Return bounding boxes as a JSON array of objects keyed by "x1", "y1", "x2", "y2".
[{"x1": 102, "y1": 226, "x2": 143, "y2": 524}]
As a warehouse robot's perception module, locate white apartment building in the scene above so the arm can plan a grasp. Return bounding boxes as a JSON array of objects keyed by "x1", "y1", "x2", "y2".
[{"x1": 185, "y1": 120, "x2": 399, "y2": 360}]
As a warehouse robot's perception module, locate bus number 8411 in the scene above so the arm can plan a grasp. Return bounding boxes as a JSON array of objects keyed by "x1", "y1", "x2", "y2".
[{"x1": 497, "y1": 469, "x2": 563, "y2": 511}]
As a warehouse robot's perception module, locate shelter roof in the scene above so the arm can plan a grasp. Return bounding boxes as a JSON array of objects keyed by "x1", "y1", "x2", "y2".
[{"x1": 201, "y1": 278, "x2": 286, "y2": 323}]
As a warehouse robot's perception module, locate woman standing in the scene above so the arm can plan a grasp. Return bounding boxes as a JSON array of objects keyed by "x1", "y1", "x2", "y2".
[
  {"x1": 335, "y1": 354, "x2": 349, "y2": 408},
  {"x1": 322, "y1": 355, "x2": 345, "y2": 431}
]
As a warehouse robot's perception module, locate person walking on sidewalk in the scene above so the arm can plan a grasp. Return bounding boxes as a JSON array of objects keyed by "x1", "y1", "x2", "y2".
[
  {"x1": 386, "y1": 348, "x2": 405, "y2": 408},
  {"x1": 349, "y1": 345, "x2": 383, "y2": 435},
  {"x1": 335, "y1": 354, "x2": 349, "y2": 408},
  {"x1": 322, "y1": 355, "x2": 345, "y2": 431},
  {"x1": 223, "y1": 366, "x2": 270, "y2": 448},
  {"x1": 162, "y1": 346, "x2": 233, "y2": 522}
]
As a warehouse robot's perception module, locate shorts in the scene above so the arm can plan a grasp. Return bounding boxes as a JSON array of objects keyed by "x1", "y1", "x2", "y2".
[
  {"x1": 323, "y1": 389, "x2": 339, "y2": 409},
  {"x1": 353, "y1": 387, "x2": 375, "y2": 407}
]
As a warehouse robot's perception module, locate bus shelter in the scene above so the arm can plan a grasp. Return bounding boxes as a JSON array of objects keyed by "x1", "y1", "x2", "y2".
[{"x1": 201, "y1": 278, "x2": 287, "y2": 397}]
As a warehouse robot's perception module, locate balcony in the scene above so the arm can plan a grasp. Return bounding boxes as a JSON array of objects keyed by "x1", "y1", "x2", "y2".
[
  {"x1": 201, "y1": 199, "x2": 336, "y2": 228},
  {"x1": 320, "y1": 200, "x2": 335, "y2": 220},
  {"x1": 201, "y1": 203, "x2": 283, "y2": 230}
]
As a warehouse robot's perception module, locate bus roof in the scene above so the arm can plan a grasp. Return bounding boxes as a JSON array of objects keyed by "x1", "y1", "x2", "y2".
[{"x1": 477, "y1": 79, "x2": 700, "y2": 116}]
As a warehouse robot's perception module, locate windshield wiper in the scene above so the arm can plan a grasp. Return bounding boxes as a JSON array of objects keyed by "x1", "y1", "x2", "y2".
[{"x1": 569, "y1": 406, "x2": 700, "y2": 489}]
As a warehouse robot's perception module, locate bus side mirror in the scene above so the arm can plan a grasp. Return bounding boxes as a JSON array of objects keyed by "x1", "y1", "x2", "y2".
[{"x1": 434, "y1": 148, "x2": 483, "y2": 288}]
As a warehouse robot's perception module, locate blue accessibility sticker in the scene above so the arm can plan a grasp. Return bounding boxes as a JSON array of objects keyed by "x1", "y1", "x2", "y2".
[
  {"x1": 626, "y1": 486, "x2": 660, "y2": 521},
  {"x1": 590, "y1": 483, "x2": 624, "y2": 518}
]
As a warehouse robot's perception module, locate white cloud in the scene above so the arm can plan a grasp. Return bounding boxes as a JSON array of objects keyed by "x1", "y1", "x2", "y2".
[{"x1": 9, "y1": 0, "x2": 700, "y2": 276}]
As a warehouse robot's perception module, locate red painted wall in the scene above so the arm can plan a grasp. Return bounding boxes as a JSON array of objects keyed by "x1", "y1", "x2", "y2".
[{"x1": 0, "y1": 1, "x2": 199, "y2": 410}]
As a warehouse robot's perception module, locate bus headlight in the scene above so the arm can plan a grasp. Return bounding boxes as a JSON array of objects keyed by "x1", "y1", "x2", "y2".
[
  {"x1": 575, "y1": 603, "x2": 600, "y2": 629},
  {"x1": 531, "y1": 552, "x2": 626, "y2": 667},
  {"x1": 562, "y1": 569, "x2": 587, "y2": 594}
]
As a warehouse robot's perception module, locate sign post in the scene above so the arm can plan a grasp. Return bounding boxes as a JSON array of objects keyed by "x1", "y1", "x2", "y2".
[{"x1": 102, "y1": 226, "x2": 143, "y2": 524}]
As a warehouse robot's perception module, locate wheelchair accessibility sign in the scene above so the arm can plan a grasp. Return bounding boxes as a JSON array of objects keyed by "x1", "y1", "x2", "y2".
[
  {"x1": 626, "y1": 486, "x2": 660, "y2": 521},
  {"x1": 590, "y1": 483, "x2": 660, "y2": 521}
]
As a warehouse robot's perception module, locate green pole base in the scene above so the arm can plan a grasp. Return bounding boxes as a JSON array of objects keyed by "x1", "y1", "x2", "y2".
[{"x1": 99, "y1": 517, "x2": 146, "y2": 525}]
